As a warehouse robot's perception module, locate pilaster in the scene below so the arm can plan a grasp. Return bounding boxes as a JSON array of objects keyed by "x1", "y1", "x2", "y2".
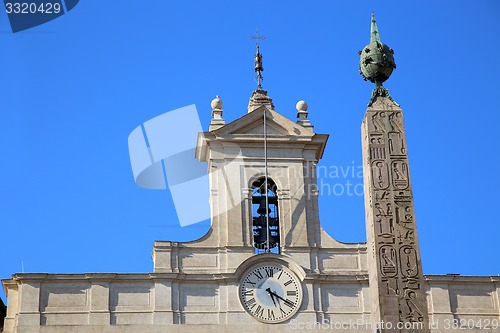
[
  {"x1": 2, "y1": 280, "x2": 18, "y2": 333},
  {"x1": 152, "y1": 278, "x2": 173, "y2": 324},
  {"x1": 89, "y1": 277, "x2": 111, "y2": 325},
  {"x1": 17, "y1": 278, "x2": 42, "y2": 326}
]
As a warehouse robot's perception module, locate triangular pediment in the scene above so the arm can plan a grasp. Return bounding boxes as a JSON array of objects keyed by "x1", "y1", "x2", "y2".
[
  {"x1": 213, "y1": 106, "x2": 314, "y2": 138},
  {"x1": 197, "y1": 105, "x2": 328, "y2": 163},
  {"x1": 233, "y1": 117, "x2": 290, "y2": 136}
]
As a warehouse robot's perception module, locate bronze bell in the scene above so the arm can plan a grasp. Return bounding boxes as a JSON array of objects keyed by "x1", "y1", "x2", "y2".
[
  {"x1": 257, "y1": 196, "x2": 271, "y2": 215},
  {"x1": 254, "y1": 228, "x2": 279, "y2": 250},
  {"x1": 253, "y1": 216, "x2": 264, "y2": 227},
  {"x1": 254, "y1": 228, "x2": 267, "y2": 245}
]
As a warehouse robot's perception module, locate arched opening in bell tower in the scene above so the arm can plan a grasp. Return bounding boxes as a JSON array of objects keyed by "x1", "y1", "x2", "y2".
[{"x1": 251, "y1": 177, "x2": 280, "y2": 254}]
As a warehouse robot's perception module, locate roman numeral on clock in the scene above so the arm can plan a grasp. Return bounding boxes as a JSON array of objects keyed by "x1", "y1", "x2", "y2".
[
  {"x1": 246, "y1": 298, "x2": 256, "y2": 309},
  {"x1": 267, "y1": 308, "x2": 275, "y2": 320},
  {"x1": 287, "y1": 290, "x2": 296, "y2": 296},
  {"x1": 253, "y1": 270, "x2": 263, "y2": 280},
  {"x1": 284, "y1": 279, "x2": 293, "y2": 286},
  {"x1": 284, "y1": 299, "x2": 295, "y2": 308},
  {"x1": 245, "y1": 279, "x2": 256, "y2": 287},
  {"x1": 255, "y1": 305, "x2": 264, "y2": 317}
]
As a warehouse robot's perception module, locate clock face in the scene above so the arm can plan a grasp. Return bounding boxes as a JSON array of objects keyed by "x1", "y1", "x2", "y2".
[{"x1": 239, "y1": 263, "x2": 302, "y2": 323}]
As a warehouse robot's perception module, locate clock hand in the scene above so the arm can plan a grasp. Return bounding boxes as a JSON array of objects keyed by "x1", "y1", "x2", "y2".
[
  {"x1": 268, "y1": 290, "x2": 294, "y2": 307},
  {"x1": 265, "y1": 288, "x2": 278, "y2": 307}
]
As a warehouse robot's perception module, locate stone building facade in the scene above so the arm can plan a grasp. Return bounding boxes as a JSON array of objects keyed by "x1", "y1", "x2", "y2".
[
  {"x1": 2, "y1": 15, "x2": 499, "y2": 333},
  {"x1": 2, "y1": 90, "x2": 499, "y2": 333}
]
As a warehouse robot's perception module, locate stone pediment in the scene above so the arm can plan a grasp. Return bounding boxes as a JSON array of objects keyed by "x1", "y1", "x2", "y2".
[
  {"x1": 196, "y1": 105, "x2": 328, "y2": 163},
  {"x1": 213, "y1": 106, "x2": 314, "y2": 138}
]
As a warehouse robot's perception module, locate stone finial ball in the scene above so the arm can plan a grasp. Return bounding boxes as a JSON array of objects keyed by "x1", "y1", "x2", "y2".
[
  {"x1": 359, "y1": 41, "x2": 396, "y2": 84},
  {"x1": 211, "y1": 95, "x2": 223, "y2": 109},
  {"x1": 296, "y1": 100, "x2": 308, "y2": 112}
]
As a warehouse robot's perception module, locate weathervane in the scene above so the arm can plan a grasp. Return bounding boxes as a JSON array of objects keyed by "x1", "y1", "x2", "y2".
[{"x1": 251, "y1": 30, "x2": 265, "y2": 89}]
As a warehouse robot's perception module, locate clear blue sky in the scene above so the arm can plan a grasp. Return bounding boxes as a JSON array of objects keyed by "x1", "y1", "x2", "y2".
[{"x1": 1, "y1": 1, "x2": 499, "y2": 301}]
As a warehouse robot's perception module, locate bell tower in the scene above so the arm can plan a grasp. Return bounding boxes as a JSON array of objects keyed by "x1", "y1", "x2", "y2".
[
  {"x1": 195, "y1": 93, "x2": 329, "y2": 251},
  {"x1": 151, "y1": 34, "x2": 353, "y2": 278},
  {"x1": 151, "y1": 40, "x2": 346, "y2": 274},
  {"x1": 193, "y1": 41, "x2": 330, "y2": 254},
  {"x1": 360, "y1": 13, "x2": 430, "y2": 332}
]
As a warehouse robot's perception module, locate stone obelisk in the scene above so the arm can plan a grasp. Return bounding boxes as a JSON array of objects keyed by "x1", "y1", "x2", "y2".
[{"x1": 360, "y1": 13, "x2": 430, "y2": 333}]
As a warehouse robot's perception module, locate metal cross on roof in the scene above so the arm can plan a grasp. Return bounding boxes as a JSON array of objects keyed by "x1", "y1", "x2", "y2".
[
  {"x1": 250, "y1": 29, "x2": 265, "y2": 46},
  {"x1": 250, "y1": 30, "x2": 265, "y2": 89}
]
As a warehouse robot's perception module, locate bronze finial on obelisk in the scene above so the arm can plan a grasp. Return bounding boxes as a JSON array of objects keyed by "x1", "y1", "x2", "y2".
[
  {"x1": 360, "y1": 13, "x2": 430, "y2": 333},
  {"x1": 359, "y1": 13, "x2": 399, "y2": 107}
]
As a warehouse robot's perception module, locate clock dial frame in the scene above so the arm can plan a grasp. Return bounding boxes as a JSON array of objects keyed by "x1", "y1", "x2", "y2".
[{"x1": 239, "y1": 263, "x2": 302, "y2": 323}]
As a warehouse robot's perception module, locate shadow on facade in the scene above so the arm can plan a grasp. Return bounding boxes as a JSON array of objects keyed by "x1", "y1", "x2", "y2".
[{"x1": 0, "y1": 297, "x2": 6, "y2": 332}]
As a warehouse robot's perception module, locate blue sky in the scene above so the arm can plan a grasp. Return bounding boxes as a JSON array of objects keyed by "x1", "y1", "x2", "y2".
[{"x1": 1, "y1": 1, "x2": 499, "y2": 301}]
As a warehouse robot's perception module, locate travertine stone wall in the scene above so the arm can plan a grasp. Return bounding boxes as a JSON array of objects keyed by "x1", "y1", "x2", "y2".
[{"x1": 3, "y1": 274, "x2": 499, "y2": 332}]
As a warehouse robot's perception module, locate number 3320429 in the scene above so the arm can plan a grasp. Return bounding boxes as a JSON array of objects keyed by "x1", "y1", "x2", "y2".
[{"x1": 5, "y1": 2, "x2": 62, "y2": 14}]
